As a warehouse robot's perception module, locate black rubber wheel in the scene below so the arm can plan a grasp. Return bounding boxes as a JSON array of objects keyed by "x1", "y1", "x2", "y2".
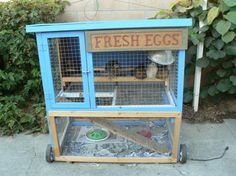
[
  {"x1": 179, "y1": 144, "x2": 187, "y2": 164},
  {"x1": 46, "y1": 144, "x2": 54, "y2": 163}
]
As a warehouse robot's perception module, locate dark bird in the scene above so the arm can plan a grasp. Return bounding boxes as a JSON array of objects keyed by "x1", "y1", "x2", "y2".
[
  {"x1": 134, "y1": 64, "x2": 147, "y2": 79},
  {"x1": 105, "y1": 59, "x2": 121, "y2": 78}
]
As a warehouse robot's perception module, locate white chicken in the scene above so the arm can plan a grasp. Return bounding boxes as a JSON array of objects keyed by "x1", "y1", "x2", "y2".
[{"x1": 146, "y1": 62, "x2": 158, "y2": 79}]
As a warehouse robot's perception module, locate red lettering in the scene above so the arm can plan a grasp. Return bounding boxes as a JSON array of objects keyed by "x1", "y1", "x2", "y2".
[
  {"x1": 153, "y1": 34, "x2": 161, "y2": 46},
  {"x1": 131, "y1": 35, "x2": 139, "y2": 46},
  {"x1": 104, "y1": 36, "x2": 112, "y2": 48},
  {"x1": 94, "y1": 36, "x2": 102, "y2": 48},
  {"x1": 122, "y1": 35, "x2": 129, "y2": 46},
  {"x1": 145, "y1": 34, "x2": 153, "y2": 46},
  {"x1": 114, "y1": 35, "x2": 122, "y2": 47},
  {"x1": 163, "y1": 34, "x2": 171, "y2": 45},
  {"x1": 172, "y1": 33, "x2": 180, "y2": 45}
]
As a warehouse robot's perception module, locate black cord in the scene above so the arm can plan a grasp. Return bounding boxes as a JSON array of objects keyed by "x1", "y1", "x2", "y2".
[{"x1": 189, "y1": 146, "x2": 229, "y2": 161}]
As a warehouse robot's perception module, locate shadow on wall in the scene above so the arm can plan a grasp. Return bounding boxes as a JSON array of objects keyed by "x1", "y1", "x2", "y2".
[{"x1": 57, "y1": 0, "x2": 176, "y2": 22}]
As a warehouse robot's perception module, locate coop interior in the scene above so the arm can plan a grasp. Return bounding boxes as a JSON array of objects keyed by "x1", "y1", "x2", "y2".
[
  {"x1": 48, "y1": 37, "x2": 178, "y2": 106},
  {"x1": 55, "y1": 116, "x2": 175, "y2": 158}
]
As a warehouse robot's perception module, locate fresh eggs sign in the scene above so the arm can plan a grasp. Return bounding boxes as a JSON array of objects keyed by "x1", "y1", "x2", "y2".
[{"x1": 86, "y1": 28, "x2": 188, "y2": 52}]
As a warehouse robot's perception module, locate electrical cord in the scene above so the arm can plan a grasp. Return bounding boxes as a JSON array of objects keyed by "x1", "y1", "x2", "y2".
[{"x1": 189, "y1": 146, "x2": 229, "y2": 161}]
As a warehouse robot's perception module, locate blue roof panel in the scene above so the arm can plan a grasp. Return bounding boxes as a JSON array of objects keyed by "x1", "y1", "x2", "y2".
[{"x1": 26, "y1": 18, "x2": 192, "y2": 33}]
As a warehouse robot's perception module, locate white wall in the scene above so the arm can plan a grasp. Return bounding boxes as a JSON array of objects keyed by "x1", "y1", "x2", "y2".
[{"x1": 57, "y1": 0, "x2": 176, "y2": 22}]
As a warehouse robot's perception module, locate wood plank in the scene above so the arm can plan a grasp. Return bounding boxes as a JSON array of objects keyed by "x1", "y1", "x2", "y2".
[
  {"x1": 86, "y1": 28, "x2": 188, "y2": 52},
  {"x1": 55, "y1": 156, "x2": 176, "y2": 163},
  {"x1": 86, "y1": 117, "x2": 169, "y2": 153},
  {"x1": 49, "y1": 116, "x2": 60, "y2": 157},
  {"x1": 172, "y1": 114, "x2": 181, "y2": 160},
  {"x1": 62, "y1": 76, "x2": 165, "y2": 83},
  {"x1": 49, "y1": 111, "x2": 181, "y2": 118}
]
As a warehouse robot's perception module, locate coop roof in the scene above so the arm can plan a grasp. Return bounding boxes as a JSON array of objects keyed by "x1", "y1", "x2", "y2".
[{"x1": 26, "y1": 18, "x2": 192, "y2": 33}]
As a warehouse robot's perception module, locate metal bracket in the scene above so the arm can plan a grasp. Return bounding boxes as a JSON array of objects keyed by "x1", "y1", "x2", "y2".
[{"x1": 82, "y1": 70, "x2": 90, "y2": 74}]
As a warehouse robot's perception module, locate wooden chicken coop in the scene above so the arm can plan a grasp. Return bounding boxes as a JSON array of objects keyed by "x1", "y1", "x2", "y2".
[{"x1": 26, "y1": 18, "x2": 192, "y2": 164}]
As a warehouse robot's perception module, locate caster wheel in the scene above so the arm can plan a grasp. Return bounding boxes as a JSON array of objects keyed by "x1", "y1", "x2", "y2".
[
  {"x1": 179, "y1": 144, "x2": 187, "y2": 164},
  {"x1": 46, "y1": 144, "x2": 54, "y2": 163}
]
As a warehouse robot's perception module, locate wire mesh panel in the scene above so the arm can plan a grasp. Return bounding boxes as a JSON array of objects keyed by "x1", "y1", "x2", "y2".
[
  {"x1": 48, "y1": 37, "x2": 84, "y2": 102},
  {"x1": 169, "y1": 52, "x2": 178, "y2": 102},
  {"x1": 92, "y1": 50, "x2": 178, "y2": 106},
  {"x1": 55, "y1": 117, "x2": 173, "y2": 158}
]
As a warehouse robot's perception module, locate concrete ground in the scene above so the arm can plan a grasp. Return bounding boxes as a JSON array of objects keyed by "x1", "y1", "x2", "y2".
[{"x1": 0, "y1": 119, "x2": 236, "y2": 176}]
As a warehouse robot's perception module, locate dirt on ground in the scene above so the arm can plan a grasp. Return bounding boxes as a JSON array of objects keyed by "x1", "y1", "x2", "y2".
[{"x1": 183, "y1": 96, "x2": 236, "y2": 123}]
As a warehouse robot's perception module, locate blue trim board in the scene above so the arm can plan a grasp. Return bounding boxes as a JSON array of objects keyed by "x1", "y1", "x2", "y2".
[
  {"x1": 176, "y1": 50, "x2": 185, "y2": 112},
  {"x1": 26, "y1": 18, "x2": 192, "y2": 33},
  {"x1": 36, "y1": 33, "x2": 52, "y2": 110}
]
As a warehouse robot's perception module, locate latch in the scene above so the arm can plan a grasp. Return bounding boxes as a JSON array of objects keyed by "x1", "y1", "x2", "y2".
[{"x1": 82, "y1": 70, "x2": 90, "y2": 74}]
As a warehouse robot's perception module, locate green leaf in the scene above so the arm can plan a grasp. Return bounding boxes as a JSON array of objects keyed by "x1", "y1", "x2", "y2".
[
  {"x1": 223, "y1": 61, "x2": 233, "y2": 68},
  {"x1": 216, "y1": 79, "x2": 232, "y2": 92},
  {"x1": 184, "y1": 90, "x2": 193, "y2": 103},
  {"x1": 228, "y1": 86, "x2": 236, "y2": 94},
  {"x1": 225, "y1": 45, "x2": 236, "y2": 55},
  {"x1": 223, "y1": 0, "x2": 236, "y2": 7},
  {"x1": 215, "y1": 20, "x2": 231, "y2": 35},
  {"x1": 216, "y1": 69, "x2": 227, "y2": 77},
  {"x1": 224, "y1": 11, "x2": 236, "y2": 25},
  {"x1": 200, "y1": 87, "x2": 208, "y2": 98},
  {"x1": 232, "y1": 59, "x2": 236, "y2": 65},
  {"x1": 205, "y1": 37, "x2": 214, "y2": 48},
  {"x1": 185, "y1": 63, "x2": 195, "y2": 75},
  {"x1": 230, "y1": 75, "x2": 236, "y2": 85},
  {"x1": 230, "y1": 23, "x2": 236, "y2": 30},
  {"x1": 207, "y1": 7, "x2": 219, "y2": 24},
  {"x1": 193, "y1": 0, "x2": 202, "y2": 7},
  {"x1": 190, "y1": 7, "x2": 202, "y2": 17},
  {"x1": 222, "y1": 31, "x2": 236, "y2": 43},
  {"x1": 190, "y1": 34, "x2": 200, "y2": 45},
  {"x1": 199, "y1": 25, "x2": 209, "y2": 32},
  {"x1": 196, "y1": 57, "x2": 209, "y2": 68},
  {"x1": 199, "y1": 10, "x2": 208, "y2": 21},
  {"x1": 220, "y1": 1, "x2": 230, "y2": 12},
  {"x1": 212, "y1": 29, "x2": 221, "y2": 38},
  {"x1": 206, "y1": 50, "x2": 226, "y2": 60},
  {"x1": 208, "y1": 85, "x2": 219, "y2": 96},
  {"x1": 212, "y1": 39, "x2": 225, "y2": 50}
]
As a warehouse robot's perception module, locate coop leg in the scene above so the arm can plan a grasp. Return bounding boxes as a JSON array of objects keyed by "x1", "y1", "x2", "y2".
[{"x1": 171, "y1": 114, "x2": 181, "y2": 161}]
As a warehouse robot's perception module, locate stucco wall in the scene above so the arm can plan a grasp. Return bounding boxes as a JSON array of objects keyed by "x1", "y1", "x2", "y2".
[{"x1": 57, "y1": 0, "x2": 176, "y2": 22}]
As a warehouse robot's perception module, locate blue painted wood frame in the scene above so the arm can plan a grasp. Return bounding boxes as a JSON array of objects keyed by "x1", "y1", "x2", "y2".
[
  {"x1": 26, "y1": 18, "x2": 192, "y2": 33},
  {"x1": 176, "y1": 50, "x2": 185, "y2": 112},
  {"x1": 36, "y1": 33, "x2": 53, "y2": 147},
  {"x1": 41, "y1": 31, "x2": 90, "y2": 110}
]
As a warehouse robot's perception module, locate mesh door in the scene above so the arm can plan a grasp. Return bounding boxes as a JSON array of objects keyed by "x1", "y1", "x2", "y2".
[{"x1": 48, "y1": 37, "x2": 84, "y2": 102}]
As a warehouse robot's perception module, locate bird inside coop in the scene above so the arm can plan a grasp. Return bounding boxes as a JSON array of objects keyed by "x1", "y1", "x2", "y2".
[
  {"x1": 105, "y1": 59, "x2": 121, "y2": 78},
  {"x1": 146, "y1": 62, "x2": 158, "y2": 79}
]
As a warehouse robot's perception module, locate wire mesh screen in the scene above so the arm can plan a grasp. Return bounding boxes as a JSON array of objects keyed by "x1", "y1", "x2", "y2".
[
  {"x1": 169, "y1": 52, "x2": 178, "y2": 101},
  {"x1": 48, "y1": 37, "x2": 84, "y2": 102},
  {"x1": 92, "y1": 51, "x2": 178, "y2": 106},
  {"x1": 57, "y1": 117, "x2": 172, "y2": 157}
]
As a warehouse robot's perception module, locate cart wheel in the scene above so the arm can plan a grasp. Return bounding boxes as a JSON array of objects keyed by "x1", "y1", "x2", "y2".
[
  {"x1": 179, "y1": 144, "x2": 187, "y2": 164},
  {"x1": 46, "y1": 144, "x2": 54, "y2": 163}
]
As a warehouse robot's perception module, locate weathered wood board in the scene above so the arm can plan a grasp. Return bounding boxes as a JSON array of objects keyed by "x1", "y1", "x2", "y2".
[
  {"x1": 86, "y1": 117, "x2": 169, "y2": 153},
  {"x1": 86, "y1": 28, "x2": 188, "y2": 52}
]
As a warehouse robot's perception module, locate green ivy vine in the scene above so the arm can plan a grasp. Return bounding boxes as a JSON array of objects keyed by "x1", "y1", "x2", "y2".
[
  {"x1": 153, "y1": 0, "x2": 236, "y2": 103},
  {"x1": 0, "y1": 0, "x2": 68, "y2": 135}
]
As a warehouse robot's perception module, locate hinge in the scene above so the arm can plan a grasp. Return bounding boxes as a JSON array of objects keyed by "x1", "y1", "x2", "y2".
[{"x1": 82, "y1": 70, "x2": 90, "y2": 74}]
